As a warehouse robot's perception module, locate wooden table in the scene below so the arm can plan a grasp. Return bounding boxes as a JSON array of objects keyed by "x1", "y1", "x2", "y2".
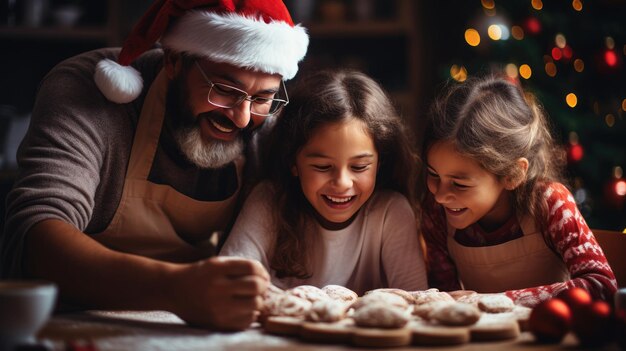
[{"x1": 37, "y1": 311, "x2": 620, "y2": 351}]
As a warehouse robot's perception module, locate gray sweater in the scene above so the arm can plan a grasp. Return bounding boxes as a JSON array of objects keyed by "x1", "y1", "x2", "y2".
[{"x1": 0, "y1": 48, "x2": 257, "y2": 278}]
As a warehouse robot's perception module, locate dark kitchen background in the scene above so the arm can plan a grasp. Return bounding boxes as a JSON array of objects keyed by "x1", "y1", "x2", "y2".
[{"x1": 1, "y1": 0, "x2": 624, "y2": 231}]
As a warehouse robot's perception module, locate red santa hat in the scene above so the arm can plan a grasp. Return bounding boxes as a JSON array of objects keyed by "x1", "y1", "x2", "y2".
[{"x1": 94, "y1": 0, "x2": 309, "y2": 103}]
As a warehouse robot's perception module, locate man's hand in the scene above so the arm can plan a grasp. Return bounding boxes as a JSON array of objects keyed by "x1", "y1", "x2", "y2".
[{"x1": 169, "y1": 256, "x2": 270, "y2": 331}]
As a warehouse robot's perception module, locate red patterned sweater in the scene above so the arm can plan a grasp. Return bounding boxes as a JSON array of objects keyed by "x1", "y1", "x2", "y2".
[{"x1": 421, "y1": 182, "x2": 617, "y2": 307}]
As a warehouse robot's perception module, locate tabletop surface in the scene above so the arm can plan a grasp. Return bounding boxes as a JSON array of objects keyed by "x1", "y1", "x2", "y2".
[{"x1": 37, "y1": 310, "x2": 620, "y2": 351}]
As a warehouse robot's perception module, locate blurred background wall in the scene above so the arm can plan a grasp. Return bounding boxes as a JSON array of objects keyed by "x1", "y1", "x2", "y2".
[{"x1": 0, "y1": 0, "x2": 624, "y2": 231}]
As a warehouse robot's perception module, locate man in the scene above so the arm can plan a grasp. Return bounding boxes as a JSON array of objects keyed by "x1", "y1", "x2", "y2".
[{"x1": 0, "y1": 0, "x2": 308, "y2": 331}]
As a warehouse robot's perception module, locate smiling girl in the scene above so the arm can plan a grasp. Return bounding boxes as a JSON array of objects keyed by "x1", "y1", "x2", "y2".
[
  {"x1": 421, "y1": 75, "x2": 617, "y2": 307},
  {"x1": 220, "y1": 70, "x2": 428, "y2": 294}
]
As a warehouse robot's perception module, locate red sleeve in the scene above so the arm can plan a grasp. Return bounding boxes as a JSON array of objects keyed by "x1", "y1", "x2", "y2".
[
  {"x1": 504, "y1": 183, "x2": 618, "y2": 307},
  {"x1": 421, "y1": 195, "x2": 462, "y2": 291}
]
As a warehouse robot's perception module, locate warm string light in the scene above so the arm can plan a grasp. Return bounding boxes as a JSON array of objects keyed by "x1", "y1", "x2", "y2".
[
  {"x1": 566, "y1": 93, "x2": 578, "y2": 108},
  {"x1": 614, "y1": 167, "x2": 626, "y2": 197},
  {"x1": 450, "y1": 65, "x2": 467, "y2": 82},
  {"x1": 568, "y1": 132, "x2": 584, "y2": 162}
]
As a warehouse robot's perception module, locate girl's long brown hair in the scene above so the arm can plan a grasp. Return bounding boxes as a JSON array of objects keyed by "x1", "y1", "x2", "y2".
[{"x1": 264, "y1": 69, "x2": 420, "y2": 279}]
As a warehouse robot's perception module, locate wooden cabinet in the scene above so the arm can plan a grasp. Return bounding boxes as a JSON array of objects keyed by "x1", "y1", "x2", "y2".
[{"x1": 0, "y1": 0, "x2": 151, "y2": 111}]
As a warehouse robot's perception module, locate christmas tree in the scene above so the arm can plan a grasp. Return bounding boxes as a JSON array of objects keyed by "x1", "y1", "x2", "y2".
[{"x1": 425, "y1": 0, "x2": 625, "y2": 231}]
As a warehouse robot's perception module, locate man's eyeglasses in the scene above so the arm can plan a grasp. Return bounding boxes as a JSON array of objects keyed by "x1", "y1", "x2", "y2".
[{"x1": 195, "y1": 62, "x2": 289, "y2": 117}]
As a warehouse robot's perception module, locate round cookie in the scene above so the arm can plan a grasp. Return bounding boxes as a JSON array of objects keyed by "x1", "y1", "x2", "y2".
[
  {"x1": 353, "y1": 302, "x2": 411, "y2": 329},
  {"x1": 260, "y1": 285, "x2": 287, "y2": 320},
  {"x1": 352, "y1": 291, "x2": 409, "y2": 311},
  {"x1": 322, "y1": 285, "x2": 358, "y2": 304},
  {"x1": 268, "y1": 294, "x2": 312, "y2": 318},
  {"x1": 455, "y1": 292, "x2": 482, "y2": 306},
  {"x1": 413, "y1": 300, "x2": 455, "y2": 320},
  {"x1": 409, "y1": 289, "x2": 455, "y2": 306},
  {"x1": 365, "y1": 288, "x2": 416, "y2": 305},
  {"x1": 307, "y1": 299, "x2": 350, "y2": 323},
  {"x1": 287, "y1": 285, "x2": 330, "y2": 303},
  {"x1": 477, "y1": 294, "x2": 515, "y2": 313},
  {"x1": 448, "y1": 290, "x2": 477, "y2": 301},
  {"x1": 429, "y1": 302, "x2": 481, "y2": 326}
]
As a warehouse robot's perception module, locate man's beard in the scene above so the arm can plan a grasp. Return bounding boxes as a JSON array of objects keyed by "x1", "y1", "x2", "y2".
[
  {"x1": 174, "y1": 125, "x2": 243, "y2": 169},
  {"x1": 165, "y1": 74, "x2": 245, "y2": 169}
]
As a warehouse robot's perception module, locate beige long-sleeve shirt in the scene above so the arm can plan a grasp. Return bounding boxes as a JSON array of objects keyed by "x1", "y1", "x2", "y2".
[{"x1": 220, "y1": 182, "x2": 428, "y2": 295}]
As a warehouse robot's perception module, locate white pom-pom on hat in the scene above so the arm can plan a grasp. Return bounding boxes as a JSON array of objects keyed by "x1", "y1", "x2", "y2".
[{"x1": 94, "y1": 59, "x2": 143, "y2": 104}]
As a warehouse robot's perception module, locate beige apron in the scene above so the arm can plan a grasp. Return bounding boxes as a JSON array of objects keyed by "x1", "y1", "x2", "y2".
[
  {"x1": 94, "y1": 70, "x2": 243, "y2": 262},
  {"x1": 447, "y1": 216, "x2": 570, "y2": 293}
]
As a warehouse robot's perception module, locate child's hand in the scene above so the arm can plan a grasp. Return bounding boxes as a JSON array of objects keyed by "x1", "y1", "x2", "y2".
[{"x1": 168, "y1": 256, "x2": 270, "y2": 331}]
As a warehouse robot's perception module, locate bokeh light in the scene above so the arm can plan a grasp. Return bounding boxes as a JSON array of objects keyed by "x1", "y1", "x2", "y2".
[
  {"x1": 531, "y1": 0, "x2": 543, "y2": 10},
  {"x1": 525, "y1": 17, "x2": 541, "y2": 34},
  {"x1": 555, "y1": 34, "x2": 566, "y2": 48},
  {"x1": 562, "y1": 45, "x2": 573, "y2": 59},
  {"x1": 572, "y1": 0, "x2": 583, "y2": 11},
  {"x1": 450, "y1": 65, "x2": 468, "y2": 82},
  {"x1": 569, "y1": 144, "x2": 584, "y2": 162},
  {"x1": 545, "y1": 62, "x2": 557, "y2": 77},
  {"x1": 481, "y1": 0, "x2": 495, "y2": 9},
  {"x1": 465, "y1": 28, "x2": 481, "y2": 46},
  {"x1": 605, "y1": 50, "x2": 618, "y2": 67},
  {"x1": 519, "y1": 64, "x2": 532, "y2": 79},
  {"x1": 511, "y1": 26, "x2": 524, "y2": 40},
  {"x1": 606, "y1": 36, "x2": 615, "y2": 50},
  {"x1": 566, "y1": 93, "x2": 578, "y2": 107},
  {"x1": 505, "y1": 63, "x2": 519, "y2": 78},
  {"x1": 574, "y1": 59, "x2": 585, "y2": 72},
  {"x1": 605, "y1": 114, "x2": 615, "y2": 127},
  {"x1": 616, "y1": 180, "x2": 626, "y2": 197},
  {"x1": 487, "y1": 24, "x2": 502, "y2": 40}
]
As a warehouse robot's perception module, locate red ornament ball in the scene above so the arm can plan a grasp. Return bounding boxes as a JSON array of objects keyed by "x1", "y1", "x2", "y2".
[
  {"x1": 572, "y1": 300, "x2": 613, "y2": 347},
  {"x1": 529, "y1": 298, "x2": 572, "y2": 343},
  {"x1": 557, "y1": 287, "x2": 592, "y2": 314}
]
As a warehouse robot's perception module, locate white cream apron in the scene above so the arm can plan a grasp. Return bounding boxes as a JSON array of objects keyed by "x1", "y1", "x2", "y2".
[
  {"x1": 94, "y1": 70, "x2": 243, "y2": 262},
  {"x1": 447, "y1": 216, "x2": 570, "y2": 293}
]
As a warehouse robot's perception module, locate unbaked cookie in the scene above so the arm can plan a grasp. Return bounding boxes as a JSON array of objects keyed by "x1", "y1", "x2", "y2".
[
  {"x1": 307, "y1": 299, "x2": 350, "y2": 323},
  {"x1": 352, "y1": 291, "x2": 409, "y2": 311},
  {"x1": 429, "y1": 302, "x2": 481, "y2": 326},
  {"x1": 365, "y1": 288, "x2": 416, "y2": 305},
  {"x1": 287, "y1": 285, "x2": 330, "y2": 303},
  {"x1": 266, "y1": 294, "x2": 312, "y2": 318},
  {"x1": 455, "y1": 292, "x2": 482, "y2": 306},
  {"x1": 353, "y1": 302, "x2": 410, "y2": 329},
  {"x1": 412, "y1": 300, "x2": 455, "y2": 320},
  {"x1": 448, "y1": 290, "x2": 477, "y2": 301},
  {"x1": 477, "y1": 294, "x2": 515, "y2": 313},
  {"x1": 322, "y1": 285, "x2": 358, "y2": 304},
  {"x1": 260, "y1": 284, "x2": 287, "y2": 317},
  {"x1": 409, "y1": 289, "x2": 455, "y2": 305}
]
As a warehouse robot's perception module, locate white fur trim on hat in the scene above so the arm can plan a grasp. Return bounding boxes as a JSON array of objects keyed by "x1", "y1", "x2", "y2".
[
  {"x1": 94, "y1": 59, "x2": 144, "y2": 103},
  {"x1": 161, "y1": 12, "x2": 309, "y2": 80}
]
